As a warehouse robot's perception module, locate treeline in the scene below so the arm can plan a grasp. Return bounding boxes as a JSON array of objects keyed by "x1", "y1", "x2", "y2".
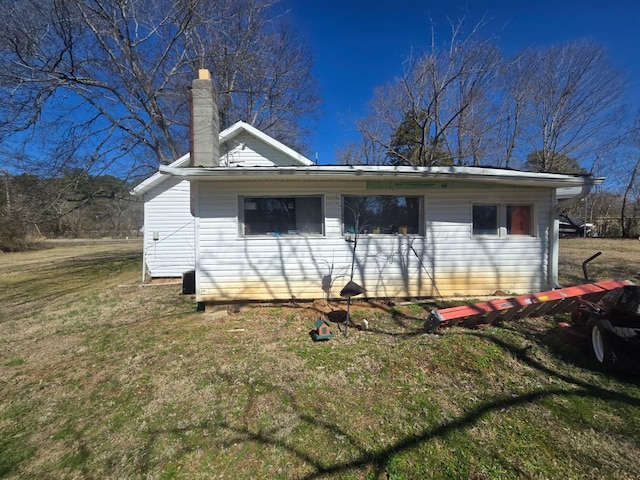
[
  {"x1": 560, "y1": 189, "x2": 639, "y2": 239},
  {"x1": 0, "y1": 170, "x2": 142, "y2": 251}
]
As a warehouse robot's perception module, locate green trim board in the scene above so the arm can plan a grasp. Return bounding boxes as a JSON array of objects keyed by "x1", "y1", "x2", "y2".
[
  {"x1": 366, "y1": 181, "x2": 449, "y2": 190},
  {"x1": 366, "y1": 180, "x2": 535, "y2": 190}
]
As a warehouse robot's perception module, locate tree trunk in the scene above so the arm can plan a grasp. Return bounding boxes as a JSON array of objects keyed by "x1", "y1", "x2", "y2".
[{"x1": 621, "y1": 156, "x2": 640, "y2": 238}]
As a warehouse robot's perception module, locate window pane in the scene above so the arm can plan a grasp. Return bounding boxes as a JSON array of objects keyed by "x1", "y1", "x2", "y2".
[
  {"x1": 343, "y1": 196, "x2": 422, "y2": 235},
  {"x1": 473, "y1": 205, "x2": 498, "y2": 235},
  {"x1": 507, "y1": 205, "x2": 532, "y2": 235},
  {"x1": 242, "y1": 196, "x2": 323, "y2": 236}
]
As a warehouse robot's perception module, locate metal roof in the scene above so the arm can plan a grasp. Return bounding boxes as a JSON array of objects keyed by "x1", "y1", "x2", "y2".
[{"x1": 158, "y1": 164, "x2": 604, "y2": 189}]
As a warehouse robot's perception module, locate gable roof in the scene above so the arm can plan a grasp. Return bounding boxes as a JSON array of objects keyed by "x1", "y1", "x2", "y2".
[
  {"x1": 132, "y1": 121, "x2": 313, "y2": 196},
  {"x1": 219, "y1": 121, "x2": 313, "y2": 167}
]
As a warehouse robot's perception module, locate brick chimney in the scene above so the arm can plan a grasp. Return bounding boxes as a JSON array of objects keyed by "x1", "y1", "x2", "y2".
[{"x1": 190, "y1": 69, "x2": 219, "y2": 167}]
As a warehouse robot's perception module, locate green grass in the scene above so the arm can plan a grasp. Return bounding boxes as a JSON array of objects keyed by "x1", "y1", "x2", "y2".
[
  {"x1": 1, "y1": 239, "x2": 640, "y2": 478},
  {"x1": 3, "y1": 358, "x2": 24, "y2": 367}
]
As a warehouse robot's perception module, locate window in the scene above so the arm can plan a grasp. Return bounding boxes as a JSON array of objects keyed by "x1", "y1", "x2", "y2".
[
  {"x1": 507, "y1": 205, "x2": 532, "y2": 235},
  {"x1": 472, "y1": 205, "x2": 498, "y2": 235},
  {"x1": 342, "y1": 195, "x2": 422, "y2": 235},
  {"x1": 472, "y1": 204, "x2": 534, "y2": 236},
  {"x1": 241, "y1": 196, "x2": 324, "y2": 236}
]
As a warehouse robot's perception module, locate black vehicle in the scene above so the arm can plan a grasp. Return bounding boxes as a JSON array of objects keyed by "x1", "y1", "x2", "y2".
[{"x1": 559, "y1": 213, "x2": 594, "y2": 237}]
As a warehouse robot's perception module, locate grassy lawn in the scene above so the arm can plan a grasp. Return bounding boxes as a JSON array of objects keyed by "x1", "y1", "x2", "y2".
[{"x1": 1, "y1": 238, "x2": 640, "y2": 479}]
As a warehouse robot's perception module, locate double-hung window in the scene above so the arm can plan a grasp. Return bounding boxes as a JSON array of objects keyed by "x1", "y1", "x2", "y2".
[
  {"x1": 472, "y1": 205, "x2": 499, "y2": 235},
  {"x1": 473, "y1": 204, "x2": 533, "y2": 236},
  {"x1": 241, "y1": 196, "x2": 324, "y2": 236},
  {"x1": 506, "y1": 205, "x2": 532, "y2": 235},
  {"x1": 342, "y1": 195, "x2": 423, "y2": 235}
]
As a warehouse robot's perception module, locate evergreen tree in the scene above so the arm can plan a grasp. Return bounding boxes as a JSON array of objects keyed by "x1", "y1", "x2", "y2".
[
  {"x1": 387, "y1": 111, "x2": 453, "y2": 166},
  {"x1": 524, "y1": 150, "x2": 587, "y2": 174}
]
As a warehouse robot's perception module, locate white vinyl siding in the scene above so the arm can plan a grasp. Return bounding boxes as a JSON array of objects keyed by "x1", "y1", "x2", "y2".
[
  {"x1": 427, "y1": 190, "x2": 549, "y2": 295},
  {"x1": 196, "y1": 180, "x2": 552, "y2": 301},
  {"x1": 220, "y1": 131, "x2": 305, "y2": 167},
  {"x1": 137, "y1": 123, "x2": 312, "y2": 281},
  {"x1": 142, "y1": 178, "x2": 195, "y2": 278}
]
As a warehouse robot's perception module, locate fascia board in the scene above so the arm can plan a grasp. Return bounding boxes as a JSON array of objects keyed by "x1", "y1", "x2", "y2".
[{"x1": 159, "y1": 165, "x2": 604, "y2": 189}]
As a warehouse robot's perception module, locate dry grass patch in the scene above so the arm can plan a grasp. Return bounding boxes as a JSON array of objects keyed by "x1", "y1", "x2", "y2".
[{"x1": 558, "y1": 237, "x2": 640, "y2": 285}]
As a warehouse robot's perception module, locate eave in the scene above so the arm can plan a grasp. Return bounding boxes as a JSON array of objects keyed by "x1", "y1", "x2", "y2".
[
  {"x1": 132, "y1": 153, "x2": 190, "y2": 196},
  {"x1": 158, "y1": 164, "x2": 605, "y2": 190}
]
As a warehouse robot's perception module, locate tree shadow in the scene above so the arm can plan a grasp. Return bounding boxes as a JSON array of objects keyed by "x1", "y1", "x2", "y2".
[
  {"x1": 129, "y1": 321, "x2": 640, "y2": 479},
  {"x1": 495, "y1": 319, "x2": 640, "y2": 385},
  {"x1": 325, "y1": 299, "x2": 428, "y2": 338},
  {"x1": 297, "y1": 325, "x2": 640, "y2": 478}
]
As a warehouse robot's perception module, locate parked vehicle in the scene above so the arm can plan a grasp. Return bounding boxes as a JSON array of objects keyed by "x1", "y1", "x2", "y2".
[{"x1": 559, "y1": 213, "x2": 594, "y2": 237}]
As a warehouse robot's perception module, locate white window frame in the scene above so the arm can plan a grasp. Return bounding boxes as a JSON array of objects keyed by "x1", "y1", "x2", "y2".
[
  {"x1": 342, "y1": 195, "x2": 424, "y2": 236},
  {"x1": 472, "y1": 203, "x2": 535, "y2": 237},
  {"x1": 239, "y1": 195, "x2": 325, "y2": 237}
]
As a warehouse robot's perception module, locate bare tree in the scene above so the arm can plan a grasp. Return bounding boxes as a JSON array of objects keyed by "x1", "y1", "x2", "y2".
[
  {"x1": 611, "y1": 119, "x2": 640, "y2": 237},
  {"x1": 0, "y1": 0, "x2": 319, "y2": 179},
  {"x1": 354, "y1": 18, "x2": 503, "y2": 166},
  {"x1": 493, "y1": 52, "x2": 530, "y2": 168},
  {"x1": 441, "y1": 27, "x2": 502, "y2": 166},
  {"x1": 349, "y1": 19, "x2": 628, "y2": 172},
  {"x1": 619, "y1": 158, "x2": 640, "y2": 237},
  {"x1": 515, "y1": 41, "x2": 627, "y2": 173},
  {"x1": 336, "y1": 115, "x2": 393, "y2": 165}
]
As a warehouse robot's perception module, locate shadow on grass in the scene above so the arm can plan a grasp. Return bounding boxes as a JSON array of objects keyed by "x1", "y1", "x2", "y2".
[
  {"x1": 0, "y1": 252, "x2": 140, "y2": 323},
  {"x1": 498, "y1": 320, "x2": 640, "y2": 386},
  {"x1": 132, "y1": 322, "x2": 640, "y2": 479},
  {"x1": 325, "y1": 299, "x2": 442, "y2": 338},
  {"x1": 298, "y1": 329, "x2": 640, "y2": 478}
]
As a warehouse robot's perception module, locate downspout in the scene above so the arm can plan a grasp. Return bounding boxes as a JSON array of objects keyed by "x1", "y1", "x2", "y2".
[
  {"x1": 549, "y1": 182, "x2": 596, "y2": 288},
  {"x1": 141, "y1": 193, "x2": 147, "y2": 284}
]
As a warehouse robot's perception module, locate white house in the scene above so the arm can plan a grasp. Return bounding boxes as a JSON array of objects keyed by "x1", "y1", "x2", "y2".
[
  {"x1": 133, "y1": 153, "x2": 194, "y2": 280},
  {"x1": 161, "y1": 162, "x2": 602, "y2": 302},
  {"x1": 140, "y1": 70, "x2": 604, "y2": 302},
  {"x1": 132, "y1": 120, "x2": 313, "y2": 281}
]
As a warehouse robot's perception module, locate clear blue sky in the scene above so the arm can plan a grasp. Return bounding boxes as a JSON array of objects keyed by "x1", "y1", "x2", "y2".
[{"x1": 278, "y1": 0, "x2": 640, "y2": 164}]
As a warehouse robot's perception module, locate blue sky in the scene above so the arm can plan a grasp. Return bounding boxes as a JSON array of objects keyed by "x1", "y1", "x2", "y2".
[{"x1": 278, "y1": 0, "x2": 640, "y2": 164}]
